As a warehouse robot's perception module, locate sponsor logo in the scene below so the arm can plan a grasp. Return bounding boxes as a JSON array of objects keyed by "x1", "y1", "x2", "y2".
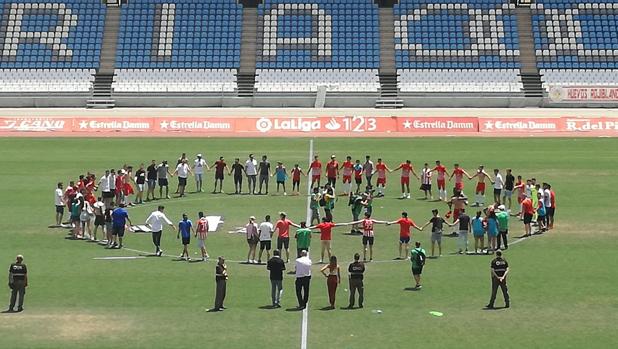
[
  {"x1": 255, "y1": 117, "x2": 320, "y2": 133},
  {"x1": 483, "y1": 120, "x2": 558, "y2": 131},
  {"x1": 0, "y1": 118, "x2": 66, "y2": 131},
  {"x1": 402, "y1": 119, "x2": 476, "y2": 130},
  {"x1": 159, "y1": 120, "x2": 232, "y2": 130},
  {"x1": 564, "y1": 118, "x2": 618, "y2": 132},
  {"x1": 324, "y1": 118, "x2": 342, "y2": 131},
  {"x1": 78, "y1": 120, "x2": 151, "y2": 130}
]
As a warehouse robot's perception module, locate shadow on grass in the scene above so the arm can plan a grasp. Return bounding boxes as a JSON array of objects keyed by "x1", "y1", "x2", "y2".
[{"x1": 404, "y1": 287, "x2": 420, "y2": 291}]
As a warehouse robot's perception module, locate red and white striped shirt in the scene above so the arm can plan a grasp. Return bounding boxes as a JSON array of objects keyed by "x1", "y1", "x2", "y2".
[
  {"x1": 421, "y1": 168, "x2": 432, "y2": 185},
  {"x1": 362, "y1": 219, "x2": 374, "y2": 237}
]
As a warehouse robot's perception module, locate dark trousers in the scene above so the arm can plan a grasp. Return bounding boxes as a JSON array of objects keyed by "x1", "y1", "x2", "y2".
[
  {"x1": 488, "y1": 277, "x2": 510, "y2": 307},
  {"x1": 247, "y1": 175, "x2": 257, "y2": 193},
  {"x1": 497, "y1": 230, "x2": 508, "y2": 250},
  {"x1": 327, "y1": 275, "x2": 338, "y2": 306},
  {"x1": 214, "y1": 279, "x2": 227, "y2": 309},
  {"x1": 295, "y1": 276, "x2": 311, "y2": 308},
  {"x1": 348, "y1": 278, "x2": 364, "y2": 307},
  {"x1": 9, "y1": 281, "x2": 25, "y2": 310},
  {"x1": 152, "y1": 231, "x2": 162, "y2": 252}
]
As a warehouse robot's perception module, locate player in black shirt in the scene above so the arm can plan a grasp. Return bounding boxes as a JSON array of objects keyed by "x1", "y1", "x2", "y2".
[
  {"x1": 346, "y1": 253, "x2": 365, "y2": 309},
  {"x1": 210, "y1": 257, "x2": 228, "y2": 312},
  {"x1": 146, "y1": 160, "x2": 158, "y2": 201},
  {"x1": 486, "y1": 250, "x2": 510, "y2": 309},
  {"x1": 134, "y1": 163, "x2": 146, "y2": 204},
  {"x1": 502, "y1": 169, "x2": 516, "y2": 211},
  {"x1": 267, "y1": 249, "x2": 286, "y2": 308},
  {"x1": 7, "y1": 254, "x2": 28, "y2": 312},
  {"x1": 229, "y1": 158, "x2": 245, "y2": 195}
]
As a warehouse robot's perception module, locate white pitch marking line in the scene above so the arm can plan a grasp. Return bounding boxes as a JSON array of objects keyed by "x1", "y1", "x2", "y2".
[{"x1": 300, "y1": 138, "x2": 314, "y2": 349}]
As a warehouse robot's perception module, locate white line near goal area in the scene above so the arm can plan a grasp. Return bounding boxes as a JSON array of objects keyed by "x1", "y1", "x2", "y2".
[{"x1": 301, "y1": 139, "x2": 314, "y2": 349}]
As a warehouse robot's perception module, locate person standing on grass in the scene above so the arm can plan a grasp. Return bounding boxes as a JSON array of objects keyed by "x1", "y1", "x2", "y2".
[
  {"x1": 295, "y1": 250, "x2": 312, "y2": 310},
  {"x1": 320, "y1": 255, "x2": 340, "y2": 309},
  {"x1": 339, "y1": 156, "x2": 354, "y2": 196},
  {"x1": 310, "y1": 187, "x2": 322, "y2": 226},
  {"x1": 451, "y1": 208, "x2": 471, "y2": 254},
  {"x1": 54, "y1": 182, "x2": 65, "y2": 226},
  {"x1": 246, "y1": 216, "x2": 260, "y2": 264},
  {"x1": 145, "y1": 205, "x2": 175, "y2": 257},
  {"x1": 373, "y1": 158, "x2": 390, "y2": 198},
  {"x1": 256, "y1": 155, "x2": 271, "y2": 195},
  {"x1": 325, "y1": 155, "x2": 339, "y2": 188},
  {"x1": 386, "y1": 211, "x2": 422, "y2": 260},
  {"x1": 291, "y1": 164, "x2": 305, "y2": 196},
  {"x1": 421, "y1": 209, "x2": 452, "y2": 258},
  {"x1": 193, "y1": 154, "x2": 208, "y2": 193},
  {"x1": 177, "y1": 213, "x2": 194, "y2": 261},
  {"x1": 449, "y1": 163, "x2": 471, "y2": 195},
  {"x1": 392, "y1": 160, "x2": 419, "y2": 199},
  {"x1": 7, "y1": 255, "x2": 27, "y2": 313},
  {"x1": 146, "y1": 160, "x2": 157, "y2": 201},
  {"x1": 419, "y1": 163, "x2": 433, "y2": 200},
  {"x1": 346, "y1": 253, "x2": 365, "y2": 309},
  {"x1": 157, "y1": 160, "x2": 172, "y2": 199},
  {"x1": 471, "y1": 210, "x2": 485, "y2": 254},
  {"x1": 492, "y1": 169, "x2": 504, "y2": 205},
  {"x1": 410, "y1": 241, "x2": 426, "y2": 289},
  {"x1": 267, "y1": 249, "x2": 285, "y2": 308},
  {"x1": 211, "y1": 256, "x2": 228, "y2": 312},
  {"x1": 309, "y1": 155, "x2": 322, "y2": 189},
  {"x1": 295, "y1": 222, "x2": 312, "y2": 258},
  {"x1": 363, "y1": 155, "x2": 374, "y2": 187},
  {"x1": 104, "y1": 202, "x2": 115, "y2": 247},
  {"x1": 229, "y1": 158, "x2": 245, "y2": 195},
  {"x1": 469, "y1": 165, "x2": 493, "y2": 207},
  {"x1": 273, "y1": 161, "x2": 288, "y2": 195},
  {"x1": 430, "y1": 160, "x2": 449, "y2": 202},
  {"x1": 345, "y1": 212, "x2": 388, "y2": 262},
  {"x1": 134, "y1": 163, "x2": 146, "y2": 204},
  {"x1": 274, "y1": 212, "x2": 299, "y2": 263},
  {"x1": 310, "y1": 217, "x2": 341, "y2": 264},
  {"x1": 353, "y1": 159, "x2": 363, "y2": 193},
  {"x1": 521, "y1": 195, "x2": 535, "y2": 237},
  {"x1": 496, "y1": 205, "x2": 509, "y2": 250},
  {"x1": 195, "y1": 212, "x2": 209, "y2": 261},
  {"x1": 544, "y1": 183, "x2": 555, "y2": 230},
  {"x1": 486, "y1": 250, "x2": 510, "y2": 309},
  {"x1": 173, "y1": 159, "x2": 192, "y2": 198},
  {"x1": 245, "y1": 154, "x2": 258, "y2": 194},
  {"x1": 486, "y1": 209, "x2": 499, "y2": 254},
  {"x1": 98, "y1": 170, "x2": 112, "y2": 207},
  {"x1": 92, "y1": 197, "x2": 106, "y2": 241},
  {"x1": 211, "y1": 156, "x2": 228, "y2": 194},
  {"x1": 111, "y1": 203, "x2": 131, "y2": 249},
  {"x1": 258, "y1": 215, "x2": 274, "y2": 264},
  {"x1": 502, "y1": 169, "x2": 515, "y2": 211},
  {"x1": 322, "y1": 183, "x2": 336, "y2": 222}
]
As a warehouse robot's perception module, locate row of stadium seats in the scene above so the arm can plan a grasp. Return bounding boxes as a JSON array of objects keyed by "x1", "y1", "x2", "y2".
[
  {"x1": 113, "y1": 69, "x2": 237, "y2": 92},
  {"x1": 398, "y1": 69, "x2": 522, "y2": 92},
  {"x1": 254, "y1": 69, "x2": 379, "y2": 92},
  {"x1": 0, "y1": 68, "x2": 94, "y2": 92}
]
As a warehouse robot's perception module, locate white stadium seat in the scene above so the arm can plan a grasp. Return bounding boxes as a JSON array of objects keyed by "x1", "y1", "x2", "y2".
[
  {"x1": 254, "y1": 69, "x2": 380, "y2": 93},
  {"x1": 0, "y1": 69, "x2": 94, "y2": 92},
  {"x1": 112, "y1": 69, "x2": 238, "y2": 93},
  {"x1": 397, "y1": 69, "x2": 523, "y2": 93}
]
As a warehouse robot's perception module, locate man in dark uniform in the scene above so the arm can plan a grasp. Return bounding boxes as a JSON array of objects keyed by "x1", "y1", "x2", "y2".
[
  {"x1": 8, "y1": 255, "x2": 28, "y2": 312},
  {"x1": 211, "y1": 256, "x2": 228, "y2": 312},
  {"x1": 486, "y1": 250, "x2": 510, "y2": 309},
  {"x1": 346, "y1": 253, "x2": 365, "y2": 309}
]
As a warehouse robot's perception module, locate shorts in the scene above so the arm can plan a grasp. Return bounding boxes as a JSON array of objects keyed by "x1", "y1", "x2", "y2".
[
  {"x1": 487, "y1": 230, "x2": 498, "y2": 237},
  {"x1": 437, "y1": 179, "x2": 446, "y2": 190},
  {"x1": 355, "y1": 177, "x2": 362, "y2": 185},
  {"x1": 215, "y1": 173, "x2": 224, "y2": 180},
  {"x1": 147, "y1": 179, "x2": 156, "y2": 189},
  {"x1": 178, "y1": 177, "x2": 187, "y2": 186},
  {"x1": 234, "y1": 175, "x2": 243, "y2": 183},
  {"x1": 260, "y1": 240, "x2": 272, "y2": 251},
  {"x1": 401, "y1": 177, "x2": 410, "y2": 185},
  {"x1": 546, "y1": 207, "x2": 555, "y2": 217},
  {"x1": 377, "y1": 177, "x2": 386, "y2": 186},
  {"x1": 475, "y1": 182, "x2": 486, "y2": 193},
  {"x1": 500, "y1": 229, "x2": 508, "y2": 235},
  {"x1": 293, "y1": 179, "x2": 300, "y2": 186},
  {"x1": 94, "y1": 215, "x2": 105, "y2": 227},
  {"x1": 400, "y1": 236, "x2": 410, "y2": 244},
  {"x1": 277, "y1": 180, "x2": 284, "y2": 185},
  {"x1": 453, "y1": 208, "x2": 461, "y2": 222},
  {"x1": 158, "y1": 178, "x2": 169, "y2": 187},
  {"x1": 431, "y1": 232, "x2": 442, "y2": 243},
  {"x1": 182, "y1": 236, "x2": 191, "y2": 245},
  {"x1": 56, "y1": 205, "x2": 64, "y2": 214},
  {"x1": 112, "y1": 226, "x2": 125, "y2": 237},
  {"x1": 105, "y1": 222, "x2": 113, "y2": 234},
  {"x1": 195, "y1": 173, "x2": 203, "y2": 181},
  {"x1": 493, "y1": 188, "x2": 502, "y2": 196},
  {"x1": 102, "y1": 191, "x2": 113, "y2": 198},
  {"x1": 277, "y1": 237, "x2": 290, "y2": 250},
  {"x1": 455, "y1": 182, "x2": 464, "y2": 191},
  {"x1": 137, "y1": 183, "x2": 144, "y2": 192},
  {"x1": 311, "y1": 208, "x2": 320, "y2": 221},
  {"x1": 473, "y1": 231, "x2": 485, "y2": 237},
  {"x1": 412, "y1": 266, "x2": 423, "y2": 276},
  {"x1": 342, "y1": 175, "x2": 351, "y2": 183},
  {"x1": 110, "y1": 189, "x2": 117, "y2": 196},
  {"x1": 259, "y1": 174, "x2": 269, "y2": 183},
  {"x1": 362, "y1": 236, "x2": 374, "y2": 246},
  {"x1": 523, "y1": 213, "x2": 533, "y2": 224},
  {"x1": 312, "y1": 175, "x2": 321, "y2": 182},
  {"x1": 247, "y1": 238, "x2": 258, "y2": 246},
  {"x1": 198, "y1": 238, "x2": 206, "y2": 249},
  {"x1": 420, "y1": 183, "x2": 431, "y2": 191},
  {"x1": 503, "y1": 189, "x2": 512, "y2": 198}
]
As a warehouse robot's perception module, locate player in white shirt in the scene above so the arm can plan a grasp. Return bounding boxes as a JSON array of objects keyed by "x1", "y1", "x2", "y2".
[
  {"x1": 257, "y1": 215, "x2": 275, "y2": 263},
  {"x1": 54, "y1": 182, "x2": 65, "y2": 226},
  {"x1": 420, "y1": 163, "x2": 433, "y2": 200},
  {"x1": 493, "y1": 169, "x2": 504, "y2": 205},
  {"x1": 145, "y1": 205, "x2": 175, "y2": 256},
  {"x1": 245, "y1": 154, "x2": 258, "y2": 194},
  {"x1": 192, "y1": 154, "x2": 209, "y2": 193},
  {"x1": 98, "y1": 170, "x2": 112, "y2": 206},
  {"x1": 173, "y1": 159, "x2": 192, "y2": 197}
]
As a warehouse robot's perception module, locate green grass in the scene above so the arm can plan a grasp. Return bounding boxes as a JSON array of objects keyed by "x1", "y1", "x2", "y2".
[{"x1": 0, "y1": 137, "x2": 617, "y2": 349}]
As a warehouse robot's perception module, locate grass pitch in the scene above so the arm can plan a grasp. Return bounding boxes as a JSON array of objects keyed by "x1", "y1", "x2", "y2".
[{"x1": 0, "y1": 137, "x2": 617, "y2": 349}]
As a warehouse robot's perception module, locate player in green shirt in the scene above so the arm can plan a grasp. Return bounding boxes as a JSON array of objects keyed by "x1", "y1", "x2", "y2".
[
  {"x1": 495, "y1": 205, "x2": 509, "y2": 250},
  {"x1": 295, "y1": 222, "x2": 312, "y2": 258},
  {"x1": 410, "y1": 241, "x2": 427, "y2": 289}
]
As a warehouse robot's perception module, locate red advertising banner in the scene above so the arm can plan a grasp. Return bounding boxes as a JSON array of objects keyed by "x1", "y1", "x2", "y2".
[
  {"x1": 479, "y1": 117, "x2": 564, "y2": 133},
  {"x1": 562, "y1": 117, "x2": 618, "y2": 134},
  {"x1": 549, "y1": 86, "x2": 618, "y2": 103},
  {"x1": 396, "y1": 117, "x2": 478, "y2": 133},
  {"x1": 235, "y1": 116, "x2": 398, "y2": 134},
  {"x1": 73, "y1": 118, "x2": 153, "y2": 132},
  {"x1": 0, "y1": 117, "x2": 72, "y2": 133},
  {"x1": 154, "y1": 118, "x2": 236, "y2": 133}
]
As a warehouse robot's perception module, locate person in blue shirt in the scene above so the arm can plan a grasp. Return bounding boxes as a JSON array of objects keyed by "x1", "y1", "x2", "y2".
[
  {"x1": 471, "y1": 210, "x2": 485, "y2": 254},
  {"x1": 486, "y1": 210, "x2": 499, "y2": 254},
  {"x1": 273, "y1": 161, "x2": 288, "y2": 195},
  {"x1": 111, "y1": 203, "x2": 131, "y2": 249},
  {"x1": 177, "y1": 213, "x2": 194, "y2": 261}
]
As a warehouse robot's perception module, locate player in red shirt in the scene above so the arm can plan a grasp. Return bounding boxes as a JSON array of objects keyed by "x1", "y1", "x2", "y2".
[
  {"x1": 273, "y1": 212, "x2": 300, "y2": 262},
  {"x1": 469, "y1": 165, "x2": 494, "y2": 207},
  {"x1": 309, "y1": 217, "x2": 345, "y2": 264},
  {"x1": 521, "y1": 195, "x2": 535, "y2": 237},
  {"x1": 339, "y1": 155, "x2": 354, "y2": 196},
  {"x1": 548, "y1": 184, "x2": 556, "y2": 229},
  {"x1": 387, "y1": 211, "x2": 422, "y2": 259},
  {"x1": 429, "y1": 160, "x2": 449, "y2": 202},
  {"x1": 211, "y1": 156, "x2": 229, "y2": 194},
  {"x1": 325, "y1": 155, "x2": 339, "y2": 189},
  {"x1": 373, "y1": 158, "x2": 391, "y2": 197},
  {"x1": 449, "y1": 163, "x2": 471, "y2": 194},
  {"x1": 290, "y1": 164, "x2": 305, "y2": 196},
  {"x1": 392, "y1": 160, "x2": 419, "y2": 199},
  {"x1": 309, "y1": 155, "x2": 322, "y2": 189}
]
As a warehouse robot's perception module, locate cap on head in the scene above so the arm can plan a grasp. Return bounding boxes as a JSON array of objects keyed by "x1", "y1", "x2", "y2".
[{"x1": 197, "y1": 154, "x2": 202, "y2": 157}]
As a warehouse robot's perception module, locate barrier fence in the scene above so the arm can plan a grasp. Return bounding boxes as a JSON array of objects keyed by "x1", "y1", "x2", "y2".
[{"x1": 1, "y1": 115, "x2": 617, "y2": 137}]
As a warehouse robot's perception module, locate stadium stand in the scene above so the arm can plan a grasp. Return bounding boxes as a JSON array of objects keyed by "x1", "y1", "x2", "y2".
[
  {"x1": 394, "y1": 0, "x2": 523, "y2": 93},
  {"x1": 254, "y1": 0, "x2": 380, "y2": 93},
  {"x1": 0, "y1": 0, "x2": 104, "y2": 92},
  {"x1": 532, "y1": 1, "x2": 618, "y2": 91},
  {"x1": 112, "y1": 0, "x2": 242, "y2": 93}
]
